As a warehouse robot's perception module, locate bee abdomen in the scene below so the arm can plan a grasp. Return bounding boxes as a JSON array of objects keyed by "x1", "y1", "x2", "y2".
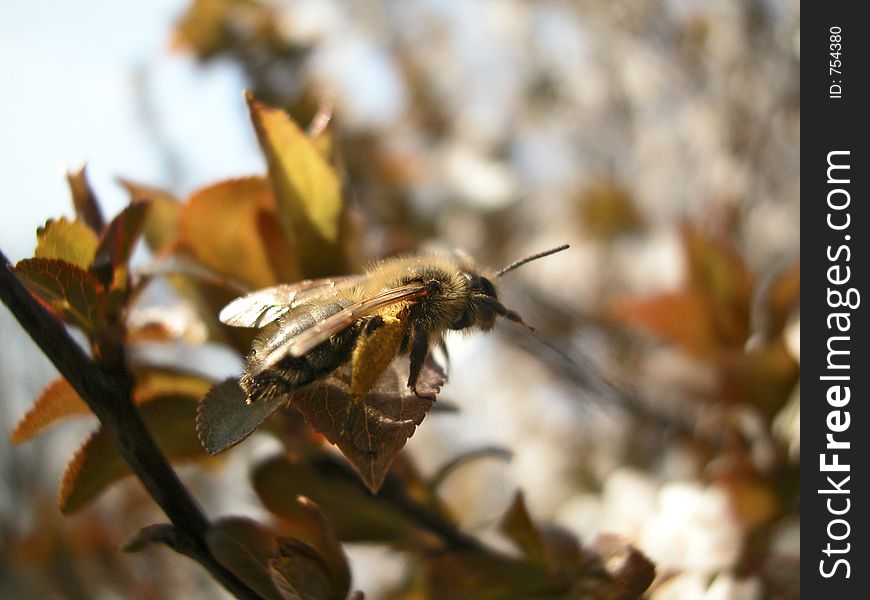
[{"x1": 241, "y1": 323, "x2": 362, "y2": 403}]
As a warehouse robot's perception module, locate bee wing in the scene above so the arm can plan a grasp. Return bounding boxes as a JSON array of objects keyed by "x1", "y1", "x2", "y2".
[
  {"x1": 253, "y1": 282, "x2": 429, "y2": 373},
  {"x1": 219, "y1": 276, "x2": 366, "y2": 328}
]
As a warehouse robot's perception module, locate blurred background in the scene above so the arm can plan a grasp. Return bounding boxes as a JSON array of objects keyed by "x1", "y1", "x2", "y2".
[{"x1": 1, "y1": 1, "x2": 799, "y2": 598}]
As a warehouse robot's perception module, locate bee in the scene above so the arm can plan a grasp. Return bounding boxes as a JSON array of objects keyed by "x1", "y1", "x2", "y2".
[{"x1": 219, "y1": 245, "x2": 568, "y2": 411}]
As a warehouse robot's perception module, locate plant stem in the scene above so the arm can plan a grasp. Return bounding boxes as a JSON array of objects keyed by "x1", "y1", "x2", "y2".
[{"x1": 0, "y1": 249, "x2": 261, "y2": 600}]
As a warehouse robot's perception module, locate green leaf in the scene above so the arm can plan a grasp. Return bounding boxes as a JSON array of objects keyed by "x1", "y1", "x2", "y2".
[
  {"x1": 206, "y1": 517, "x2": 285, "y2": 600},
  {"x1": 10, "y1": 377, "x2": 90, "y2": 445},
  {"x1": 197, "y1": 378, "x2": 285, "y2": 455},
  {"x1": 34, "y1": 217, "x2": 100, "y2": 270},
  {"x1": 15, "y1": 257, "x2": 104, "y2": 332},
  {"x1": 246, "y1": 94, "x2": 345, "y2": 277},
  {"x1": 58, "y1": 396, "x2": 205, "y2": 514}
]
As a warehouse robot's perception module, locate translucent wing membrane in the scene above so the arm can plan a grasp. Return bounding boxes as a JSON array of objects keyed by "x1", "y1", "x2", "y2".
[
  {"x1": 219, "y1": 276, "x2": 365, "y2": 328},
  {"x1": 250, "y1": 282, "x2": 429, "y2": 373}
]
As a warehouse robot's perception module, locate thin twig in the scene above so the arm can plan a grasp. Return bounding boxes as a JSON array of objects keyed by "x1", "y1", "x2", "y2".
[{"x1": 0, "y1": 249, "x2": 261, "y2": 600}]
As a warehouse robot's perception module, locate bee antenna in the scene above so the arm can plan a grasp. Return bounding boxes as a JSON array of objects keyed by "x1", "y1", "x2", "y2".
[
  {"x1": 495, "y1": 244, "x2": 569, "y2": 278},
  {"x1": 491, "y1": 300, "x2": 536, "y2": 333}
]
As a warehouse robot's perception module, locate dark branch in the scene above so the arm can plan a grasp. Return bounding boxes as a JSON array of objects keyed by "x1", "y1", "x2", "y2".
[{"x1": 0, "y1": 248, "x2": 261, "y2": 600}]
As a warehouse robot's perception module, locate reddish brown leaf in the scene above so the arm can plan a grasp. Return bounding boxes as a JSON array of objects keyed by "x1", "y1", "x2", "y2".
[
  {"x1": 58, "y1": 396, "x2": 205, "y2": 514},
  {"x1": 178, "y1": 177, "x2": 294, "y2": 289},
  {"x1": 269, "y1": 538, "x2": 338, "y2": 600},
  {"x1": 206, "y1": 517, "x2": 285, "y2": 600},
  {"x1": 610, "y1": 290, "x2": 722, "y2": 358},
  {"x1": 34, "y1": 217, "x2": 100, "y2": 270},
  {"x1": 713, "y1": 458, "x2": 782, "y2": 530},
  {"x1": 65, "y1": 164, "x2": 105, "y2": 232},
  {"x1": 119, "y1": 179, "x2": 182, "y2": 253},
  {"x1": 425, "y1": 550, "x2": 560, "y2": 600},
  {"x1": 199, "y1": 354, "x2": 445, "y2": 491},
  {"x1": 91, "y1": 201, "x2": 151, "y2": 289},
  {"x1": 253, "y1": 453, "x2": 426, "y2": 545},
  {"x1": 10, "y1": 377, "x2": 90, "y2": 445},
  {"x1": 592, "y1": 534, "x2": 656, "y2": 600},
  {"x1": 271, "y1": 497, "x2": 350, "y2": 596},
  {"x1": 499, "y1": 491, "x2": 547, "y2": 565},
  {"x1": 764, "y1": 259, "x2": 800, "y2": 338},
  {"x1": 257, "y1": 209, "x2": 303, "y2": 285},
  {"x1": 246, "y1": 94, "x2": 346, "y2": 277},
  {"x1": 718, "y1": 338, "x2": 800, "y2": 417},
  {"x1": 682, "y1": 224, "x2": 754, "y2": 350},
  {"x1": 292, "y1": 356, "x2": 446, "y2": 492},
  {"x1": 15, "y1": 257, "x2": 105, "y2": 332}
]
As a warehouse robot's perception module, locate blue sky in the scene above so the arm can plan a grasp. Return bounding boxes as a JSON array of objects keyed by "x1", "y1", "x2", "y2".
[{"x1": 0, "y1": 0, "x2": 264, "y2": 261}]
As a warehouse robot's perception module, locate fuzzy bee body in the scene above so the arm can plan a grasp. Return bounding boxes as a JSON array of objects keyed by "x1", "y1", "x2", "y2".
[
  {"x1": 219, "y1": 247, "x2": 567, "y2": 405},
  {"x1": 241, "y1": 299, "x2": 362, "y2": 404}
]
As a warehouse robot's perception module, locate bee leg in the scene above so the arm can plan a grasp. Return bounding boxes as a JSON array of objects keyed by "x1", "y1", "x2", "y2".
[{"x1": 407, "y1": 328, "x2": 434, "y2": 399}]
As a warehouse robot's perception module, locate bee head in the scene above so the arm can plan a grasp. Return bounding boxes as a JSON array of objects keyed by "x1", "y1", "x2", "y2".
[
  {"x1": 449, "y1": 244, "x2": 569, "y2": 333},
  {"x1": 450, "y1": 273, "x2": 533, "y2": 332}
]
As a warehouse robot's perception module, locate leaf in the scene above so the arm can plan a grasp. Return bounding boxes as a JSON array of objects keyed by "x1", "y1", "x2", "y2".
[
  {"x1": 58, "y1": 396, "x2": 205, "y2": 514},
  {"x1": 34, "y1": 217, "x2": 100, "y2": 270},
  {"x1": 425, "y1": 550, "x2": 561, "y2": 600},
  {"x1": 200, "y1": 355, "x2": 445, "y2": 491},
  {"x1": 133, "y1": 368, "x2": 214, "y2": 404},
  {"x1": 719, "y1": 338, "x2": 799, "y2": 417},
  {"x1": 65, "y1": 164, "x2": 105, "y2": 232},
  {"x1": 681, "y1": 224, "x2": 753, "y2": 350},
  {"x1": 178, "y1": 177, "x2": 298, "y2": 289},
  {"x1": 258, "y1": 209, "x2": 304, "y2": 285},
  {"x1": 10, "y1": 377, "x2": 90, "y2": 445},
  {"x1": 246, "y1": 94, "x2": 345, "y2": 277},
  {"x1": 172, "y1": 0, "x2": 280, "y2": 60},
  {"x1": 197, "y1": 378, "x2": 285, "y2": 455},
  {"x1": 764, "y1": 259, "x2": 800, "y2": 339},
  {"x1": 122, "y1": 523, "x2": 179, "y2": 553},
  {"x1": 269, "y1": 538, "x2": 337, "y2": 600},
  {"x1": 15, "y1": 258, "x2": 104, "y2": 332},
  {"x1": 206, "y1": 517, "x2": 284, "y2": 600},
  {"x1": 292, "y1": 356, "x2": 446, "y2": 492},
  {"x1": 91, "y1": 201, "x2": 151, "y2": 289},
  {"x1": 499, "y1": 492, "x2": 547, "y2": 566},
  {"x1": 610, "y1": 290, "x2": 722, "y2": 358},
  {"x1": 253, "y1": 453, "x2": 425, "y2": 545},
  {"x1": 576, "y1": 177, "x2": 644, "y2": 240},
  {"x1": 119, "y1": 179, "x2": 182, "y2": 253},
  {"x1": 274, "y1": 497, "x2": 351, "y2": 596},
  {"x1": 592, "y1": 534, "x2": 657, "y2": 599}
]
